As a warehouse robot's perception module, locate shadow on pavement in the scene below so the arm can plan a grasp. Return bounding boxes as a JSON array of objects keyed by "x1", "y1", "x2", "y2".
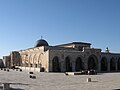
[
  {"x1": 0, "y1": 82, "x2": 29, "y2": 90},
  {"x1": 0, "y1": 86, "x2": 24, "y2": 90}
]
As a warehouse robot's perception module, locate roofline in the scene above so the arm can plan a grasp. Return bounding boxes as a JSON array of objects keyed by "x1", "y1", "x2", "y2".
[{"x1": 55, "y1": 42, "x2": 91, "y2": 46}]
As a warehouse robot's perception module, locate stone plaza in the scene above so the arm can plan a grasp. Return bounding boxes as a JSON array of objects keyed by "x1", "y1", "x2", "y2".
[
  {"x1": 1, "y1": 39, "x2": 120, "y2": 90},
  {"x1": 0, "y1": 69, "x2": 120, "y2": 90}
]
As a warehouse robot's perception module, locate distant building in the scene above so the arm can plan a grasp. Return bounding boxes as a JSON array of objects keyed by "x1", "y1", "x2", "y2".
[
  {"x1": 3, "y1": 56, "x2": 11, "y2": 68},
  {"x1": 2, "y1": 39, "x2": 120, "y2": 72},
  {"x1": 0, "y1": 59, "x2": 4, "y2": 68}
]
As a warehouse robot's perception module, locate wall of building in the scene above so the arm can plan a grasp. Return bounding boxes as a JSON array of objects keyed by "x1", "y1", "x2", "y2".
[
  {"x1": 49, "y1": 50, "x2": 84, "y2": 72},
  {"x1": 2, "y1": 42, "x2": 120, "y2": 73},
  {"x1": 3, "y1": 56, "x2": 11, "y2": 68},
  {"x1": 101, "y1": 52, "x2": 120, "y2": 72},
  {"x1": 18, "y1": 46, "x2": 49, "y2": 72}
]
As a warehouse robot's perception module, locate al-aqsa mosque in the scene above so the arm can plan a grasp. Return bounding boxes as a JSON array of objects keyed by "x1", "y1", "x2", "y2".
[{"x1": 2, "y1": 38, "x2": 120, "y2": 72}]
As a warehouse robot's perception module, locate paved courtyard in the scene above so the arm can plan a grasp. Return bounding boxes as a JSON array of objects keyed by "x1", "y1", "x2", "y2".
[{"x1": 0, "y1": 69, "x2": 120, "y2": 90}]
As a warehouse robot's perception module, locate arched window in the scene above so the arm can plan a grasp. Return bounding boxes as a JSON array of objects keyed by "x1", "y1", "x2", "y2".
[
  {"x1": 65, "y1": 57, "x2": 72, "y2": 72},
  {"x1": 110, "y1": 58, "x2": 116, "y2": 71},
  {"x1": 52, "y1": 56, "x2": 61, "y2": 72},
  {"x1": 88, "y1": 55, "x2": 98, "y2": 70},
  {"x1": 101, "y1": 57, "x2": 108, "y2": 71},
  {"x1": 75, "y1": 57, "x2": 83, "y2": 71}
]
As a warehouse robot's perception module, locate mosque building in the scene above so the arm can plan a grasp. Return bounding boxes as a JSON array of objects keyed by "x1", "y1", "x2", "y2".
[{"x1": 2, "y1": 38, "x2": 120, "y2": 72}]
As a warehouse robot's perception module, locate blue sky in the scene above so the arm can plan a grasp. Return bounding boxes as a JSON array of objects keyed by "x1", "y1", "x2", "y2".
[{"x1": 0, "y1": 0, "x2": 120, "y2": 58}]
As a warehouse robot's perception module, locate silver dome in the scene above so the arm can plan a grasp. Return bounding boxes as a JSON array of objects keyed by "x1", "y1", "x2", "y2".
[{"x1": 35, "y1": 39, "x2": 49, "y2": 47}]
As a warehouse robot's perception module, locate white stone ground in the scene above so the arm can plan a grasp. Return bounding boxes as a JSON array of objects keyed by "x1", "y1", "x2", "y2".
[{"x1": 0, "y1": 70, "x2": 120, "y2": 90}]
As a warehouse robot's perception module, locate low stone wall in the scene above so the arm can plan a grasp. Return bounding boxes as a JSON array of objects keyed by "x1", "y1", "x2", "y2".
[
  {"x1": 65, "y1": 72, "x2": 82, "y2": 75},
  {"x1": 18, "y1": 66, "x2": 40, "y2": 72}
]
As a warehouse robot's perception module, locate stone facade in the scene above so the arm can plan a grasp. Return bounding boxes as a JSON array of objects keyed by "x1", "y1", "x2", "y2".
[
  {"x1": 0, "y1": 59, "x2": 4, "y2": 68},
  {"x1": 2, "y1": 39, "x2": 120, "y2": 72}
]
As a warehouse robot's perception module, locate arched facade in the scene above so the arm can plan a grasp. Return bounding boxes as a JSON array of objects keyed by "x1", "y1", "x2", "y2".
[
  {"x1": 3, "y1": 39, "x2": 120, "y2": 73},
  {"x1": 28, "y1": 55, "x2": 32, "y2": 67},
  {"x1": 88, "y1": 55, "x2": 98, "y2": 70},
  {"x1": 110, "y1": 58, "x2": 116, "y2": 71},
  {"x1": 52, "y1": 56, "x2": 61, "y2": 72},
  {"x1": 33, "y1": 54, "x2": 38, "y2": 68},
  {"x1": 24, "y1": 55, "x2": 28, "y2": 67},
  {"x1": 75, "y1": 57, "x2": 83, "y2": 71},
  {"x1": 65, "y1": 56, "x2": 72, "y2": 72},
  {"x1": 101, "y1": 57, "x2": 108, "y2": 71},
  {"x1": 37, "y1": 53, "x2": 43, "y2": 68},
  {"x1": 21, "y1": 55, "x2": 25, "y2": 67}
]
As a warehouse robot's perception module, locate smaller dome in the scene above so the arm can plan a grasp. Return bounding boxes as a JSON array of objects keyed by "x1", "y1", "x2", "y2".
[{"x1": 35, "y1": 39, "x2": 49, "y2": 47}]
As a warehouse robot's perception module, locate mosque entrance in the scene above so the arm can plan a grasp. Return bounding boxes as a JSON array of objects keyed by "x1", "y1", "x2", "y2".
[
  {"x1": 101, "y1": 57, "x2": 108, "y2": 71},
  {"x1": 75, "y1": 57, "x2": 83, "y2": 71},
  {"x1": 88, "y1": 55, "x2": 98, "y2": 70},
  {"x1": 52, "y1": 56, "x2": 61, "y2": 72},
  {"x1": 110, "y1": 58, "x2": 116, "y2": 71},
  {"x1": 65, "y1": 57, "x2": 72, "y2": 72}
]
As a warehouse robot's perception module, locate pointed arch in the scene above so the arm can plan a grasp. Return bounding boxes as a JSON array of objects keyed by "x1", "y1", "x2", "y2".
[
  {"x1": 33, "y1": 54, "x2": 38, "y2": 68},
  {"x1": 21, "y1": 55, "x2": 25, "y2": 66},
  {"x1": 65, "y1": 56, "x2": 72, "y2": 72},
  {"x1": 29, "y1": 55, "x2": 33, "y2": 67},
  {"x1": 101, "y1": 57, "x2": 108, "y2": 71},
  {"x1": 52, "y1": 56, "x2": 61, "y2": 72},
  {"x1": 75, "y1": 57, "x2": 83, "y2": 71},
  {"x1": 29, "y1": 55, "x2": 32, "y2": 63},
  {"x1": 110, "y1": 57, "x2": 116, "y2": 71},
  {"x1": 37, "y1": 53, "x2": 43, "y2": 68},
  {"x1": 88, "y1": 55, "x2": 98, "y2": 70},
  {"x1": 24, "y1": 55, "x2": 28, "y2": 67},
  {"x1": 33, "y1": 54, "x2": 36, "y2": 64},
  {"x1": 28, "y1": 55, "x2": 31, "y2": 67}
]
